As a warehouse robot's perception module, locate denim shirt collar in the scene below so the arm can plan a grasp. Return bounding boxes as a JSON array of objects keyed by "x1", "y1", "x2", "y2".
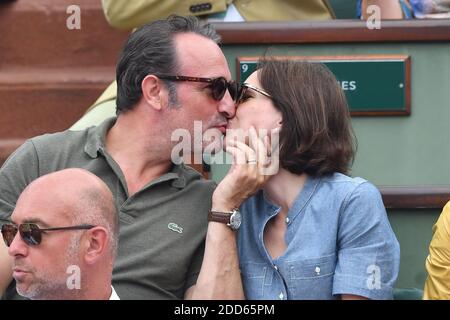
[{"x1": 262, "y1": 175, "x2": 322, "y2": 223}]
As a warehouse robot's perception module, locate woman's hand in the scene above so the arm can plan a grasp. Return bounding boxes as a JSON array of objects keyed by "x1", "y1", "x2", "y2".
[{"x1": 212, "y1": 126, "x2": 278, "y2": 211}]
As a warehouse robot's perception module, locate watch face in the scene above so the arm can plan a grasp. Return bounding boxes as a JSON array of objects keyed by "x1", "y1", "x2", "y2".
[{"x1": 229, "y1": 211, "x2": 242, "y2": 230}]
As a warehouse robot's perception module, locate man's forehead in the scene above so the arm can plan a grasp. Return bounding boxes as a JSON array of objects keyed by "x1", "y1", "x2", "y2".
[
  {"x1": 11, "y1": 205, "x2": 52, "y2": 227},
  {"x1": 174, "y1": 33, "x2": 229, "y2": 76},
  {"x1": 9, "y1": 215, "x2": 51, "y2": 228},
  {"x1": 12, "y1": 187, "x2": 71, "y2": 225}
]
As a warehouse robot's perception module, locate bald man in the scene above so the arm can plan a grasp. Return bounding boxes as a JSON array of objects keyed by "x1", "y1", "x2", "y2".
[{"x1": 0, "y1": 168, "x2": 119, "y2": 300}]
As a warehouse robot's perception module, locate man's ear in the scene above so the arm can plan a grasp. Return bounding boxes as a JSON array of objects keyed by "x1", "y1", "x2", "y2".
[
  {"x1": 141, "y1": 75, "x2": 164, "y2": 110},
  {"x1": 83, "y1": 227, "x2": 109, "y2": 265}
]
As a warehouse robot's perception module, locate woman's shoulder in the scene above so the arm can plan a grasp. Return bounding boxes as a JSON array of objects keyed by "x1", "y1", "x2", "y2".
[
  {"x1": 313, "y1": 174, "x2": 384, "y2": 212},
  {"x1": 319, "y1": 173, "x2": 379, "y2": 196}
]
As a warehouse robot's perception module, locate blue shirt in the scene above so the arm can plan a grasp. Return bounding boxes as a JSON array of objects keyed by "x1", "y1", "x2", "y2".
[{"x1": 237, "y1": 173, "x2": 400, "y2": 300}]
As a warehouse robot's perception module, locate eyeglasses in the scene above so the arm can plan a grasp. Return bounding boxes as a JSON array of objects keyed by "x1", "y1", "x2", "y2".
[
  {"x1": 236, "y1": 83, "x2": 272, "y2": 105},
  {"x1": 157, "y1": 75, "x2": 240, "y2": 102},
  {"x1": 1, "y1": 223, "x2": 95, "y2": 247}
]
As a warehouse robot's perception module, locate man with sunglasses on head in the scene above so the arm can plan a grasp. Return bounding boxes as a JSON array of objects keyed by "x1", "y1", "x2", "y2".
[
  {"x1": 0, "y1": 15, "x2": 265, "y2": 300},
  {"x1": 1, "y1": 168, "x2": 119, "y2": 300}
]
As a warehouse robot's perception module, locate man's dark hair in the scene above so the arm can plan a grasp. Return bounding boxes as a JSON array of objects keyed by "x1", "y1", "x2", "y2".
[
  {"x1": 115, "y1": 15, "x2": 221, "y2": 113},
  {"x1": 258, "y1": 58, "x2": 356, "y2": 176}
]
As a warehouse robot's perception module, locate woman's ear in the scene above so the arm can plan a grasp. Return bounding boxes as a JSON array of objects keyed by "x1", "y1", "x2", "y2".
[
  {"x1": 141, "y1": 75, "x2": 163, "y2": 110},
  {"x1": 83, "y1": 227, "x2": 109, "y2": 265}
]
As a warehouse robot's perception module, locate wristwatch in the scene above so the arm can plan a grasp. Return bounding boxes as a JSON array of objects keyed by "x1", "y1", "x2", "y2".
[{"x1": 208, "y1": 209, "x2": 242, "y2": 230}]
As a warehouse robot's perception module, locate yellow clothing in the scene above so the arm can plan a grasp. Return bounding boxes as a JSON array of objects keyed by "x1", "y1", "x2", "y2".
[
  {"x1": 101, "y1": 0, "x2": 335, "y2": 30},
  {"x1": 424, "y1": 201, "x2": 450, "y2": 299}
]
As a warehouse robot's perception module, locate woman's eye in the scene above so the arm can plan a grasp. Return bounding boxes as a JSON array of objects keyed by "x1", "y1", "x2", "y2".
[{"x1": 240, "y1": 94, "x2": 252, "y2": 102}]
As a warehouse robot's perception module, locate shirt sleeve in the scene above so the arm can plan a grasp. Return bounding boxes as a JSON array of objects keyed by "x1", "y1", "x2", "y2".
[
  {"x1": 423, "y1": 202, "x2": 450, "y2": 299},
  {"x1": 332, "y1": 181, "x2": 400, "y2": 299},
  {"x1": 0, "y1": 140, "x2": 40, "y2": 221}
]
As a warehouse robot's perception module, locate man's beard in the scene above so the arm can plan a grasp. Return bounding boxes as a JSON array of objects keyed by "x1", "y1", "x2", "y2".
[{"x1": 17, "y1": 233, "x2": 82, "y2": 300}]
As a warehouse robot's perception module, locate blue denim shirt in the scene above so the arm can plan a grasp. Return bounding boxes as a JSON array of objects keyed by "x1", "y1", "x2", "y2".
[{"x1": 237, "y1": 173, "x2": 400, "y2": 300}]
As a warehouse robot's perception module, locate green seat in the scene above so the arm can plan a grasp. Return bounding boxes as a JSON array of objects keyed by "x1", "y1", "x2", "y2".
[
  {"x1": 329, "y1": 0, "x2": 358, "y2": 19},
  {"x1": 393, "y1": 288, "x2": 424, "y2": 300}
]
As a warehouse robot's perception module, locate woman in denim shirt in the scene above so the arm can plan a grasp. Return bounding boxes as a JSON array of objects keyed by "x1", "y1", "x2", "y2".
[{"x1": 226, "y1": 59, "x2": 400, "y2": 300}]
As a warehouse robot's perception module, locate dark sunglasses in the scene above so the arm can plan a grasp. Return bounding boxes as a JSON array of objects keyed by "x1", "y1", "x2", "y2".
[
  {"x1": 157, "y1": 75, "x2": 240, "y2": 102},
  {"x1": 1, "y1": 223, "x2": 95, "y2": 247},
  {"x1": 236, "y1": 83, "x2": 272, "y2": 106}
]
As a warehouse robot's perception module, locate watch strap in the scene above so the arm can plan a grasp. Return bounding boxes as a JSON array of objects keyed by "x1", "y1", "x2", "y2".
[{"x1": 208, "y1": 210, "x2": 232, "y2": 224}]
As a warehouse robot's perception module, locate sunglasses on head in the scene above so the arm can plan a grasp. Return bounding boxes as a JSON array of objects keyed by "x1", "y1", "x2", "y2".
[
  {"x1": 235, "y1": 83, "x2": 272, "y2": 105},
  {"x1": 157, "y1": 75, "x2": 240, "y2": 102},
  {"x1": 1, "y1": 222, "x2": 95, "y2": 247}
]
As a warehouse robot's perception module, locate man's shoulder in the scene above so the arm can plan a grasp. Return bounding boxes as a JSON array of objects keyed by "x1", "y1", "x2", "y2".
[{"x1": 29, "y1": 127, "x2": 93, "y2": 152}]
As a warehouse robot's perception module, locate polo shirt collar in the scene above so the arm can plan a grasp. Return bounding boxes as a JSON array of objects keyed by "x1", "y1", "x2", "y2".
[
  {"x1": 83, "y1": 117, "x2": 187, "y2": 189},
  {"x1": 84, "y1": 117, "x2": 117, "y2": 159},
  {"x1": 144, "y1": 164, "x2": 187, "y2": 189}
]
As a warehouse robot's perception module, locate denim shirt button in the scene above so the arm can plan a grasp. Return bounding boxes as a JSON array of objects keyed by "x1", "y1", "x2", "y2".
[
  {"x1": 315, "y1": 266, "x2": 321, "y2": 275},
  {"x1": 285, "y1": 217, "x2": 290, "y2": 224},
  {"x1": 278, "y1": 292, "x2": 284, "y2": 300},
  {"x1": 274, "y1": 265, "x2": 278, "y2": 271}
]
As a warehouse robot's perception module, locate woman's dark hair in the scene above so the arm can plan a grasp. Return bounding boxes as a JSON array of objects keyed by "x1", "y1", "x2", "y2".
[
  {"x1": 115, "y1": 15, "x2": 220, "y2": 114},
  {"x1": 258, "y1": 58, "x2": 356, "y2": 176}
]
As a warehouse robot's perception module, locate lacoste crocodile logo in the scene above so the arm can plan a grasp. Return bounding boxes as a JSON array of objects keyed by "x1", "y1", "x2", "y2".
[{"x1": 168, "y1": 223, "x2": 183, "y2": 234}]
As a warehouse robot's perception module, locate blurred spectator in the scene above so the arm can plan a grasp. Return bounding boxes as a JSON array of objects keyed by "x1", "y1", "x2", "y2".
[
  {"x1": 423, "y1": 201, "x2": 450, "y2": 299},
  {"x1": 101, "y1": 0, "x2": 336, "y2": 30},
  {"x1": 410, "y1": 0, "x2": 450, "y2": 18},
  {"x1": 359, "y1": 0, "x2": 450, "y2": 19}
]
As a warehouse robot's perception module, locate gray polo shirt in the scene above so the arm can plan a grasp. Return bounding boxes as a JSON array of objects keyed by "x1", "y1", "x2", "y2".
[{"x1": 0, "y1": 118, "x2": 215, "y2": 299}]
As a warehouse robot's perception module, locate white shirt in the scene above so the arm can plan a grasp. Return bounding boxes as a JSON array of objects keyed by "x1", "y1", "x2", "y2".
[
  {"x1": 206, "y1": 3, "x2": 245, "y2": 22},
  {"x1": 109, "y1": 286, "x2": 120, "y2": 300}
]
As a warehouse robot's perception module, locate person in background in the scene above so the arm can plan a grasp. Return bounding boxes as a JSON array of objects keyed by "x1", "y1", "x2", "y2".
[
  {"x1": 224, "y1": 58, "x2": 400, "y2": 299},
  {"x1": 71, "y1": 0, "x2": 336, "y2": 130},
  {"x1": 423, "y1": 201, "x2": 450, "y2": 299},
  {"x1": 1, "y1": 168, "x2": 119, "y2": 300},
  {"x1": 101, "y1": 0, "x2": 335, "y2": 29},
  {"x1": 359, "y1": 0, "x2": 450, "y2": 19}
]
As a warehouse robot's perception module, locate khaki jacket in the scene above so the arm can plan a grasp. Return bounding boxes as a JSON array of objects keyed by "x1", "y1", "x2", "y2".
[
  {"x1": 102, "y1": 0, "x2": 335, "y2": 30},
  {"x1": 423, "y1": 201, "x2": 450, "y2": 299}
]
